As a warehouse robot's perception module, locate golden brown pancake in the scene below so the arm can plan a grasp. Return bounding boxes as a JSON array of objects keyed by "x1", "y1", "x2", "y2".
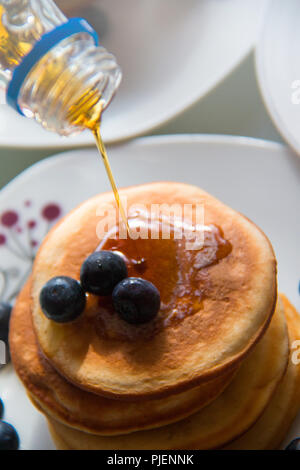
[
  {"x1": 10, "y1": 279, "x2": 236, "y2": 436},
  {"x1": 31, "y1": 182, "x2": 277, "y2": 399},
  {"x1": 31, "y1": 295, "x2": 289, "y2": 450},
  {"x1": 48, "y1": 423, "x2": 72, "y2": 450},
  {"x1": 223, "y1": 295, "x2": 300, "y2": 450}
]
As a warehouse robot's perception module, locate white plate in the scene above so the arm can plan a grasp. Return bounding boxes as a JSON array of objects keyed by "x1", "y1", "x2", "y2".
[
  {"x1": 256, "y1": 0, "x2": 300, "y2": 156},
  {"x1": 0, "y1": 0, "x2": 268, "y2": 149},
  {"x1": 0, "y1": 135, "x2": 299, "y2": 450}
]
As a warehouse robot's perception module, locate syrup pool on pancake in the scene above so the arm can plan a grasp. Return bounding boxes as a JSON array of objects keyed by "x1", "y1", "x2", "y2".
[{"x1": 95, "y1": 208, "x2": 232, "y2": 330}]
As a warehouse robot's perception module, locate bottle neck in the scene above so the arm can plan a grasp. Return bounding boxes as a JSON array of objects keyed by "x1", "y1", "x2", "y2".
[
  {"x1": 0, "y1": 0, "x2": 121, "y2": 135},
  {"x1": 18, "y1": 34, "x2": 121, "y2": 135}
]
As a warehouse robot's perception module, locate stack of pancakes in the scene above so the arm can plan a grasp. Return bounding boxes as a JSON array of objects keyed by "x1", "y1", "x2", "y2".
[{"x1": 10, "y1": 182, "x2": 300, "y2": 449}]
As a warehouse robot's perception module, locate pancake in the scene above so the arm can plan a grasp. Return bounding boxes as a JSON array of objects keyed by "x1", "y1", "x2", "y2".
[
  {"x1": 31, "y1": 182, "x2": 277, "y2": 399},
  {"x1": 48, "y1": 423, "x2": 72, "y2": 450},
  {"x1": 33, "y1": 295, "x2": 289, "y2": 450},
  {"x1": 47, "y1": 423, "x2": 71, "y2": 450},
  {"x1": 223, "y1": 295, "x2": 300, "y2": 450},
  {"x1": 10, "y1": 279, "x2": 236, "y2": 436}
]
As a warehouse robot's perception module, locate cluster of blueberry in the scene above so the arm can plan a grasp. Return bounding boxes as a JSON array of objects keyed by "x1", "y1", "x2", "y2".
[
  {"x1": 0, "y1": 304, "x2": 19, "y2": 450},
  {"x1": 3, "y1": 252, "x2": 300, "y2": 450},
  {"x1": 40, "y1": 250, "x2": 161, "y2": 325}
]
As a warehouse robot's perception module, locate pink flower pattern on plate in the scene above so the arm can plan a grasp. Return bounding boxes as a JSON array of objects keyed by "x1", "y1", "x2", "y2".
[{"x1": 0, "y1": 202, "x2": 62, "y2": 303}]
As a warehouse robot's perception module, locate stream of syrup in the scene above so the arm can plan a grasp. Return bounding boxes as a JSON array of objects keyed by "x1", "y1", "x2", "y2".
[
  {"x1": 67, "y1": 89, "x2": 148, "y2": 265},
  {"x1": 67, "y1": 90, "x2": 130, "y2": 232},
  {"x1": 92, "y1": 126, "x2": 130, "y2": 234}
]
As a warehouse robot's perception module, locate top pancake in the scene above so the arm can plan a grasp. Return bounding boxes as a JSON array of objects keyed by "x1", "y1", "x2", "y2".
[{"x1": 31, "y1": 182, "x2": 277, "y2": 399}]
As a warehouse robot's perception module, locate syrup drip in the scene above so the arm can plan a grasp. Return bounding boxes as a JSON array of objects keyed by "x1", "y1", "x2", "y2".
[
  {"x1": 67, "y1": 91, "x2": 147, "y2": 265},
  {"x1": 66, "y1": 88, "x2": 149, "y2": 266}
]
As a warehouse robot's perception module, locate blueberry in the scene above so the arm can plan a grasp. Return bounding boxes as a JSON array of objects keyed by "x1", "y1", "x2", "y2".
[
  {"x1": 0, "y1": 422, "x2": 19, "y2": 450},
  {"x1": 0, "y1": 302, "x2": 12, "y2": 344},
  {"x1": 112, "y1": 277, "x2": 160, "y2": 325},
  {"x1": 0, "y1": 398, "x2": 3, "y2": 419},
  {"x1": 80, "y1": 251, "x2": 128, "y2": 296},
  {"x1": 286, "y1": 438, "x2": 300, "y2": 450},
  {"x1": 40, "y1": 276, "x2": 86, "y2": 323}
]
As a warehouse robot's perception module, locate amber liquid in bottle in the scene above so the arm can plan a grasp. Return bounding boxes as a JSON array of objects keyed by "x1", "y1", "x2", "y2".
[
  {"x1": 0, "y1": 5, "x2": 38, "y2": 70},
  {"x1": 0, "y1": 1, "x2": 127, "y2": 237}
]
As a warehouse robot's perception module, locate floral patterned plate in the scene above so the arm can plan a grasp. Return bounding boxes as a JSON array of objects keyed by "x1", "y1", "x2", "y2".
[{"x1": 0, "y1": 135, "x2": 299, "y2": 449}]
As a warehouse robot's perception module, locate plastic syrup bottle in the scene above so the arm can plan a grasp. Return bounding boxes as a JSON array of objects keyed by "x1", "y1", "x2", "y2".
[
  {"x1": 0, "y1": 0, "x2": 132, "y2": 235},
  {"x1": 0, "y1": 0, "x2": 121, "y2": 135}
]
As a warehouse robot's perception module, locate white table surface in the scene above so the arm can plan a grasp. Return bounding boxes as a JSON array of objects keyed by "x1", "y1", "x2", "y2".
[{"x1": 0, "y1": 51, "x2": 283, "y2": 190}]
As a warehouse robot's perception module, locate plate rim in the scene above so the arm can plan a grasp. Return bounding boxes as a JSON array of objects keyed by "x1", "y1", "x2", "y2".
[
  {"x1": 255, "y1": 0, "x2": 300, "y2": 157},
  {"x1": 0, "y1": 133, "x2": 287, "y2": 196}
]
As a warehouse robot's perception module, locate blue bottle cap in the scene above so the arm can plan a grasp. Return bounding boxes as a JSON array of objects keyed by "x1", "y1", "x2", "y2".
[{"x1": 6, "y1": 18, "x2": 99, "y2": 115}]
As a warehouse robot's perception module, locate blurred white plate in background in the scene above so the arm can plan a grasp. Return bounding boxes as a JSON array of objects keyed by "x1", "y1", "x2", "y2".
[
  {"x1": 256, "y1": 0, "x2": 300, "y2": 156},
  {"x1": 0, "y1": 0, "x2": 268, "y2": 148}
]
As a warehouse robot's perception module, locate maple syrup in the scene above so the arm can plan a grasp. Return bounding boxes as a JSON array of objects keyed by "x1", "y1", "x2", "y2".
[
  {"x1": 93, "y1": 215, "x2": 232, "y2": 333},
  {"x1": 92, "y1": 126, "x2": 147, "y2": 267},
  {"x1": 66, "y1": 87, "x2": 150, "y2": 269},
  {"x1": 66, "y1": 87, "x2": 130, "y2": 232}
]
